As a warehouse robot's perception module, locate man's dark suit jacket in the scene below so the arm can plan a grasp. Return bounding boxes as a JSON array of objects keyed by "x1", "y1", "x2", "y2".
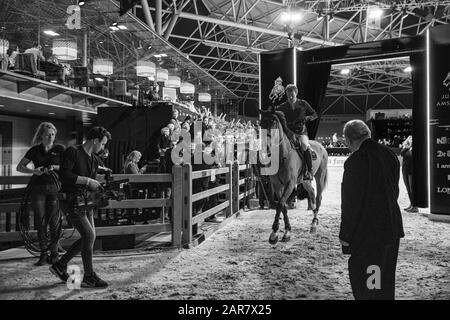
[{"x1": 340, "y1": 139, "x2": 405, "y2": 253}]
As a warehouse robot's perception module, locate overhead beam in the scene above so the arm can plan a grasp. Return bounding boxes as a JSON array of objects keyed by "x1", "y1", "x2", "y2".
[
  {"x1": 177, "y1": 11, "x2": 340, "y2": 46},
  {"x1": 188, "y1": 53, "x2": 258, "y2": 66},
  {"x1": 140, "y1": 0, "x2": 155, "y2": 31},
  {"x1": 156, "y1": 0, "x2": 162, "y2": 35}
]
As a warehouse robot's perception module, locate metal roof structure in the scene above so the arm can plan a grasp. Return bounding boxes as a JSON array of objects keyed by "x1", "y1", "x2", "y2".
[{"x1": 1, "y1": 0, "x2": 449, "y2": 114}]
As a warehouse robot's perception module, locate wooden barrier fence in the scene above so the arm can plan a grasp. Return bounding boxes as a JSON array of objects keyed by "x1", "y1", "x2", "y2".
[{"x1": 0, "y1": 162, "x2": 256, "y2": 249}]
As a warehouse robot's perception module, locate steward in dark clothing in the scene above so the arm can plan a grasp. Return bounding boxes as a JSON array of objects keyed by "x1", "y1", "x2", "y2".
[
  {"x1": 400, "y1": 137, "x2": 416, "y2": 212},
  {"x1": 17, "y1": 122, "x2": 65, "y2": 266},
  {"x1": 24, "y1": 144, "x2": 65, "y2": 186},
  {"x1": 340, "y1": 138, "x2": 405, "y2": 300}
]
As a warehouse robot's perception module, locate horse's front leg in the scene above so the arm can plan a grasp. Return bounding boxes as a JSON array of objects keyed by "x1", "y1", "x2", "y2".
[
  {"x1": 279, "y1": 180, "x2": 296, "y2": 209},
  {"x1": 281, "y1": 205, "x2": 291, "y2": 242},
  {"x1": 269, "y1": 206, "x2": 281, "y2": 244}
]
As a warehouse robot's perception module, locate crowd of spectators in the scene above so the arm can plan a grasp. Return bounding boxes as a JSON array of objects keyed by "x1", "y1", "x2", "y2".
[
  {"x1": 377, "y1": 135, "x2": 408, "y2": 148},
  {"x1": 318, "y1": 133, "x2": 347, "y2": 149},
  {"x1": 155, "y1": 106, "x2": 259, "y2": 172}
]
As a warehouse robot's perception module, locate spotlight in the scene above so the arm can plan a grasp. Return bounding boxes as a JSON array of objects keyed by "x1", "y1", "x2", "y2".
[
  {"x1": 368, "y1": 7, "x2": 383, "y2": 19},
  {"x1": 78, "y1": 1, "x2": 85, "y2": 6},
  {"x1": 340, "y1": 68, "x2": 350, "y2": 75},
  {"x1": 403, "y1": 66, "x2": 412, "y2": 73}
]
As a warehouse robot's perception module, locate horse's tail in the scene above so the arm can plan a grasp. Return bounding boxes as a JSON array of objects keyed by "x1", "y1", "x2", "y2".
[
  {"x1": 319, "y1": 145, "x2": 328, "y2": 191},
  {"x1": 322, "y1": 165, "x2": 328, "y2": 191}
]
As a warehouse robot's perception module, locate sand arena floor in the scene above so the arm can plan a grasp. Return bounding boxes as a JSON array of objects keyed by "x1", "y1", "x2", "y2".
[{"x1": 0, "y1": 166, "x2": 448, "y2": 300}]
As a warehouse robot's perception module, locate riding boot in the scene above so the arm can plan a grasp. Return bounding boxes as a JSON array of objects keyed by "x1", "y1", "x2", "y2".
[{"x1": 303, "y1": 149, "x2": 313, "y2": 180}]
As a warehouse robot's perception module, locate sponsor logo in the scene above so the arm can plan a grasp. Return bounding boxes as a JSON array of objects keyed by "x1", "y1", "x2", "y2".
[
  {"x1": 437, "y1": 187, "x2": 450, "y2": 195},
  {"x1": 444, "y1": 71, "x2": 450, "y2": 89},
  {"x1": 436, "y1": 150, "x2": 450, "y2": 158},
  {"x1": 436, "y1": 137, "x2": 450, "y2": 144}
]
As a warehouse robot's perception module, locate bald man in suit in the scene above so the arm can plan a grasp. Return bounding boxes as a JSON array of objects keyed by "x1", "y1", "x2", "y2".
[{"x1": 339, "y1": 120, "x2": 405, "y2": 300}]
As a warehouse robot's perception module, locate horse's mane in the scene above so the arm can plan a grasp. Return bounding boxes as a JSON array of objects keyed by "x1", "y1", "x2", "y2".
[{"x1": 273, "y1": 110, "x2": 295, "y2": 139}]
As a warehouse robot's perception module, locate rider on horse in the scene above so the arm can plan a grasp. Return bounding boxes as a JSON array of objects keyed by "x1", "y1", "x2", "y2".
[{"x1": 276, "y1": 84, "x2": 317, "y2": 180}]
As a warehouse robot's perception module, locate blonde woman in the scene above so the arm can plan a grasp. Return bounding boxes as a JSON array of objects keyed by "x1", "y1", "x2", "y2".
[
  {"x1": 17, "y1": 122, "x2": 65, "y2": 266},
  {"x1": 123, "y1": 150, "x2": 147, "y2": 174}
]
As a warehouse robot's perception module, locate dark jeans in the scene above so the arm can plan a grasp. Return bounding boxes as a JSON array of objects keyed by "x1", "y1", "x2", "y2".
[
  {"x1": 30, "y1": 185, "x2": 59, "y2": 254},
  {"x1": 402, "y1": 167, "x2": 413, "y2": 205},
  {"x1": 59, "y1": 196, "x2": 96, "y2": 276},
  {"x1": 348, "y1": 239, "x2": 400, "y2": 300}
]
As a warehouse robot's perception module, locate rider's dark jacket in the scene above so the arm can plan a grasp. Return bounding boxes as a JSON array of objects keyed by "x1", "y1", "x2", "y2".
[{"x1": 276, "y1": 99, "x2": 317, "y2": 136}]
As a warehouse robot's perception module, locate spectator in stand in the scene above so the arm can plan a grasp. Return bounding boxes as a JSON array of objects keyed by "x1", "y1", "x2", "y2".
[
  {"x1": 24, "y1": 42, "x2": 45, "y2": 67},
  {"x1": 170, "y1": 109, "x2": 181, "y2": 131},
  {"x1": 158, "y1": 127, "x2": 173, "y2": 173},
  {"x1": 400, "y1": 136, "x2": 418, "y2": 213},
  {"x1": 122, "y1": 150, "x2": 147, "y2": 174},
  {"x1": 181, "y1": 121, "x2": 190, "y2": 132},
  {"x1": 8, "y1": 45, "x2": 20, "y2": 70},
  {"x1": 332, "y1": 132, "x2": 338, "y2": 145}
]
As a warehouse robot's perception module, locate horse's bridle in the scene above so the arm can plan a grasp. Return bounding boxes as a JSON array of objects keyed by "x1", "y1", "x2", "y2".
[{"x1": 264, "y1": 118, "x2": 289, "y2": 150}]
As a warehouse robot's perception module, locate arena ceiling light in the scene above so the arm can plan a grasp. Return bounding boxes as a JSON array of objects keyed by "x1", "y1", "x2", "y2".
[
  {"x1": 280, "y1": 10, "x2": 303, "y2": 24},
  {"x1": 43, "y1": 30, "x2": 60, "y2": 37},
  {"x1": 340, "y1": 68, "x2": 350, "y2": 75},
  {"x1": 165, "y1": 75, "x2": 181, "y2": 88},
  {"x1": 403, "y1": 66, "x2": 412, "y2": 73},
  {"x1": 368, "y1": 7, "x2": 383, "y2": 19}
]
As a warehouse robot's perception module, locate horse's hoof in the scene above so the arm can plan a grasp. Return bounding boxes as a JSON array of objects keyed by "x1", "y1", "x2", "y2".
[
  {"x1": 269, "y1": 234, "x2": 279, "y2": 245},
  {"x1": 310, "y1": 226, "x2": 317, "y2": 233},
  {"x1": 281, "y1": 235, "x2": 291, "y2": 242}
]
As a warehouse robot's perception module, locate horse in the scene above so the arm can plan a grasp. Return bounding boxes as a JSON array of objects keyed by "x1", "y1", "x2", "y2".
[{"x1": 259, "y1": 108, "x2": 328, "y2": 244}]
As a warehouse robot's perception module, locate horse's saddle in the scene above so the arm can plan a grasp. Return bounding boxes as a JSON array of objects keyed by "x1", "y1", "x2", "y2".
[{"x1": 287, "y1": 137, "x2": 317, "y2": 181}]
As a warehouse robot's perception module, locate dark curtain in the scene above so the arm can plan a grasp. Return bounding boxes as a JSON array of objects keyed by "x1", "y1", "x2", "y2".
[
  {"x1": 296, "y1": 52, "x2": 331, "y2": 139},
  {"x1": 410, "y1": 51, "x2": 427, "y2": 208},
  {"x1": 104, "y1": 139, "x2": 138, "y2": 174}
]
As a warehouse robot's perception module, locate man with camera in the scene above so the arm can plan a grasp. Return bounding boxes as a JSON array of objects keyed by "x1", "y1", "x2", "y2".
[{"x1": 49, "y1": 127, "x2": 111, "y2": 288}]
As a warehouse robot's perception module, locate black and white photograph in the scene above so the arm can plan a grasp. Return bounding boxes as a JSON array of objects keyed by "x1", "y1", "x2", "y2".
[{"x1": 0, "y1": 0, "x2": 449, "y2": 305}]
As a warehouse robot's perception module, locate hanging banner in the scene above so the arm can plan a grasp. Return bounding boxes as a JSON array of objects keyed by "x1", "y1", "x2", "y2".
[
  {"x1": 428, "y1": 24, "x2": 450, "y2": 215},
  {"x1": 259, "y1": 48, "x2": 294, "y2": 110}
]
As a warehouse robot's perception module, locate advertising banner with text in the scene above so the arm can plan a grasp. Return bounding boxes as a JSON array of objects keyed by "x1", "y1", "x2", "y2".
[{"x1": 429, "y1": 24, "x2": 450, "y2": 215}]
